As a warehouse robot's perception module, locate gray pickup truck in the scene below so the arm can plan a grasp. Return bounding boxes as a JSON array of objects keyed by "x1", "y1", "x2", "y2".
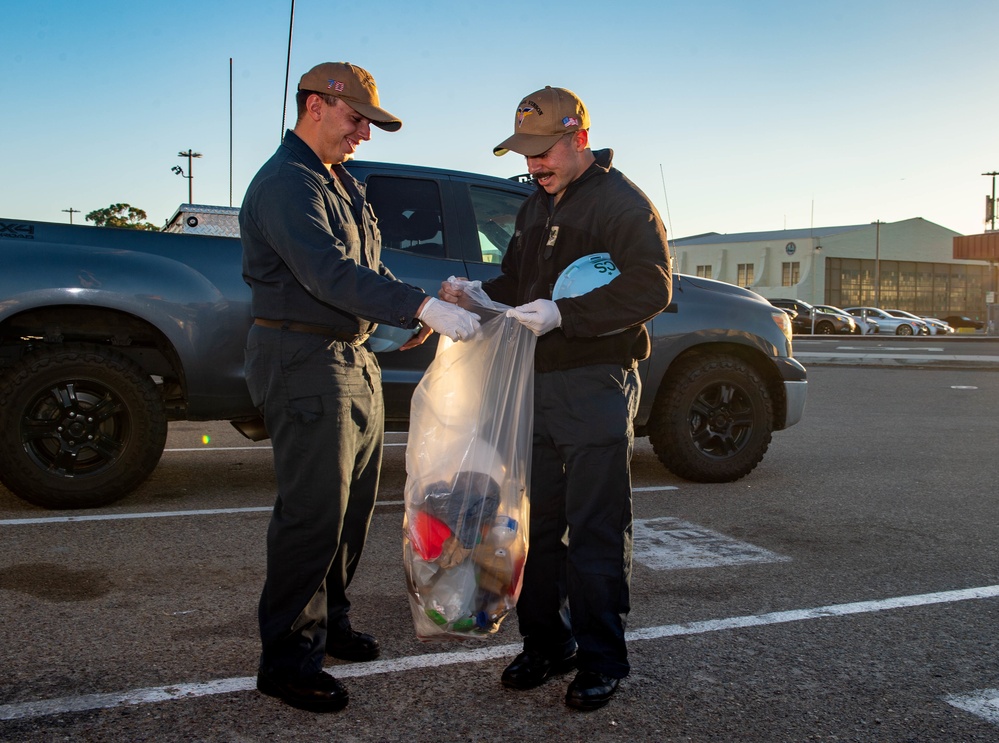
[{"x1": 0, "y1": 161, "x2": 806, "y2": 509}]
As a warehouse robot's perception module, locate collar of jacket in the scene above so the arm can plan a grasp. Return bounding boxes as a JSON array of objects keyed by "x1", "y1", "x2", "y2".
[{"x1": 280, "y1": 129, "x2": 338, "y2": 182}]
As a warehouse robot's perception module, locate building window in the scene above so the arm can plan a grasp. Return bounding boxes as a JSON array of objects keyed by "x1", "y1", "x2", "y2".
[
  {"x1": 696, "y1": 265, "x2": 712, "y2": 279},
  {"x1": 737, "y1": 263, "x2": 754, "y2": 286},
  {"x1": 826, "y1": 257, "x2": 991, "y2": 316},
  {"x1": 781, "y1": 262, "x2": 800, "y2": 287}
]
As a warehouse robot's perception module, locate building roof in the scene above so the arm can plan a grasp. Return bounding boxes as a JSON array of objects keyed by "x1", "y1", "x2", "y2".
[
  {"x1": 672, "y1": 217, "x2": 962, "y2": 247},
  {"x1": 672, "y1": 224, "x2": 870, "y2": 246}
]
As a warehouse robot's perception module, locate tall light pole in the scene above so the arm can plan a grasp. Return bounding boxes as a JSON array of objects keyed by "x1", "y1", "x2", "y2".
[
  {"x1": 811, "y1": 244, "x2": 823, "y2": 333},
  {"x1": 984, "y1": 171, "x2": 998, "y2": 232},
  {"x1": 872, "y1": 220, "x2": 882, "y2": 307},
  {"x1": 172, "y1": 149, "x2": 203, "y2": 203}
]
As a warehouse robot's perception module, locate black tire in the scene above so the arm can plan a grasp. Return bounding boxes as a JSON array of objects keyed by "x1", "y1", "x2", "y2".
[
  {"x1": 0, "y1": 344, "x2": 167, "y2": 509},
  {"x1": 815, "y1": 321, "x2": 835, "y2": 334},
  {"x1": 648, "y1": 354, "x2": 774, "y2": 482},
  {"x1": 896, "y1": 324, "x2": 913, "y2": 336}
]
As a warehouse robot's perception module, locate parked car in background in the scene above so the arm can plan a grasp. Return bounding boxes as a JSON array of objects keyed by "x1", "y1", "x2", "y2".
[
  {"x1": 918, "y1": 317, "x2": 955, "y2": 334},
  {"x1": 769, "y1": 298, "x2": 856, "y2": 335},
  {"x1": 844, "y1": 306, "x2": 928, "y2": 336},
  {"x1": 942, "y1": 315, "x2": 985, "y2": 330},
  {"x1": 814, "y1": 304, "x2": 878, "y2": 334},
  {"x1": 768, "y1": 300, "x2": 809, "y2": 334},
  {"x1": 885, "y1": 309, "x2": 954, "y2": 335}
]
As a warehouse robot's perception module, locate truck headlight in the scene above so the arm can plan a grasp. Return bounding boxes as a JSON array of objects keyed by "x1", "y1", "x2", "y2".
[{"x1": 771, "y1": 310, "x2": 793, "y2": 346}]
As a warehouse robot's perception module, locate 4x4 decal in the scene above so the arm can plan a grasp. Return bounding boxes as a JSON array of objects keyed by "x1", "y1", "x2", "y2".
[{"x1": 0, "y1": 222, "x2": 35, "y2": 239}]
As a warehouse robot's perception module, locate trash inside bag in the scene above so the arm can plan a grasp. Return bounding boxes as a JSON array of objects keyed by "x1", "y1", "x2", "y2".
[{"x1": 403, "y1": 286, "x2": 536, "y2": 640}]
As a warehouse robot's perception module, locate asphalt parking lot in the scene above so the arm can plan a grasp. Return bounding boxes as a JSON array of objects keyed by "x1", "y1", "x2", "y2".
[{"x1": 2, "y1": 360, "x2": 999, "y2": 741}]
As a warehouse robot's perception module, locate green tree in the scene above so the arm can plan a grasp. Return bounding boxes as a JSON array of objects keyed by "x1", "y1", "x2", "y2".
[{"x1": 85, "y1": 203, "x2": 160, "y2": 231}]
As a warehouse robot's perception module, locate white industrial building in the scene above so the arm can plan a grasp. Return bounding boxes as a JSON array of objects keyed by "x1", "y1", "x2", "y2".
[{"x1": 671, "y1": 218, "x2": 994, "y2": 319}]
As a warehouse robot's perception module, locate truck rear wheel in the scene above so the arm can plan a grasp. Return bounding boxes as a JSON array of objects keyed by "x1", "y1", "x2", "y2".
[
  {"x1": 648, "y1": 353, "x2": 773, "y2": 482},
  {"x1": 0, "y1": 344, "x2": 167, "y2": 508}
]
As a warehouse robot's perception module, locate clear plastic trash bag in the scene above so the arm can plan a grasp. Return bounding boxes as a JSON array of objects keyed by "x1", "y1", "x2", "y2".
[{"x1": 403, "y1": 286, "x2": 536, "y2": 640}]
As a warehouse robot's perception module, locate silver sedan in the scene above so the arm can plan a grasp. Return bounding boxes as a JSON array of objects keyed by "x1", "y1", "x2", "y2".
[{"x1": 844, "y1": 307, "x2": 928, "y2": 336}]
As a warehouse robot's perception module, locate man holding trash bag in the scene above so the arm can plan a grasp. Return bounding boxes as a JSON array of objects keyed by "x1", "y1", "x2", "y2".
[
  {"x1": 441, "y1": 85, "x2": 672, "y2": 710},
  {"x1": 241, "y1": 61, "x2": 480, "y2": 714}
]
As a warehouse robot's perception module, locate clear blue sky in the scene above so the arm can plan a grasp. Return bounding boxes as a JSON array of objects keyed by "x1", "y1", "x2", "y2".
[{"x1": 3, "y1": 0, "x2": 998, "y2": 239}]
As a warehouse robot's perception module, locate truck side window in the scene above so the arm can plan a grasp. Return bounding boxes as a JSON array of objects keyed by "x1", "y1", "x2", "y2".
[
  {"x1": 366, "y1": 176, "x2": 445, "y2": 258},
  {"x1": 469, "y1": 186, "x2": 523, "y2": 264}
]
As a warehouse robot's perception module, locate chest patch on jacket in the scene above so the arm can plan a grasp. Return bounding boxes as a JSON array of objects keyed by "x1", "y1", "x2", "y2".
[{"x1": 546, "y1": 225, "x2": 559, "y2": 247}]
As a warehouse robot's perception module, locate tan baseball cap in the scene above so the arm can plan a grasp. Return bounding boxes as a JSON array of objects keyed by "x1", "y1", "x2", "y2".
[
  {"x1": 494, "y1": 86, "x2": 589, "y2": 157},
  {"x1": 298, "y1": 62, "x2": 402, "y2": 132}
]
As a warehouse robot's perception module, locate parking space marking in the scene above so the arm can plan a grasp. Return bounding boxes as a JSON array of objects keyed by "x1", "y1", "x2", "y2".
[
  {"x1": 163, "y1": 442, "x2": 407, "y2": 453},
  {"x1": 795, "y1": 351, "x2": 999, "y2": 364},
  {"x1": 831, "y1": 346, "x2": 946, "y2": 351},
  {"x1": 0, "y1": 501, "x2": 412, "y2": 526},
  {"x1": 633, "y1": 517, "x2": 790, "y2": 570},
  {"x1": 944, "y1": 689, "x2": 999, "y2": 725},
  {"x1": 1, "y1": 584, "x2": 997, "y2": 721},
  {"x1": 164, "y1": 446, "x2": 272, "y2": 453},
  {"x1": 1, "y1": 485, "x2": 675, "y2": 526},
  {"x1": 0, "y1": 508, "x2": 274, "y2": 526},
  {"x1": 627, "y1": 584, "x2": 999, "y2": 640}
]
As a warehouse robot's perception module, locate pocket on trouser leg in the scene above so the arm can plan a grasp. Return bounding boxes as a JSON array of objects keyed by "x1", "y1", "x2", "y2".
[{"x1": 286, "y1": 395, "x2": 323, "y2": 425}]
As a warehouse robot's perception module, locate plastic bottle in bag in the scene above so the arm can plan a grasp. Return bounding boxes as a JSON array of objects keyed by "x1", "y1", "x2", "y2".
[{"x1": 425, "y1": 560, "x2": 477, "y2": 625}]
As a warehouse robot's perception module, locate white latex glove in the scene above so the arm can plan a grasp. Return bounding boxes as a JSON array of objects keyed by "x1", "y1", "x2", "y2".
[
  {"x1": 506, "y1": 299, "x2": 562, "y2": 336},
  {"x1": 418, "y1": 297, "x2": 481, "y2": 341}
]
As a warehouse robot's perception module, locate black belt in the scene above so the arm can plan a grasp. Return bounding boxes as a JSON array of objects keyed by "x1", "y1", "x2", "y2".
[{"x1": 253, "y1": 318, "x2": 370, "y2": 346}]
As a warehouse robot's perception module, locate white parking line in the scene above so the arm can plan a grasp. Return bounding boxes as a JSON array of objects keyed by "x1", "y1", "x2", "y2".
[
  {"x1": 831, "y1": 346, "x2": 946, "y2": 351},
  {"x1": 0, "y1": 501, "x2": 416, "y2": 526},
  {"x1": 795, "y1": 352, "x2": 999, "y2": 363},
  {"x1": 1, "y1": 486, "x2": 673, "y2": 526},
  {"x1": 945, "y1": 689, "x2": 999, "y2": 725},
  {"x1": 163, "y1": 442, "x2": 408, "y2": 453},
  {"x1": 164, "y1": 446, "x2": 272, "y2": 453},
  {"x1": 0, "y1": 508, "x2": 274, "y2": 526},
  {"x1": 1, "y1": 584, "x2": 996, "y2": 721}
]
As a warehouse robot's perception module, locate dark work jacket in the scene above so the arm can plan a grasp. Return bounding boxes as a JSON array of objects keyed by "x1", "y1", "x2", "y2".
[
  {"x1": 240, "y1": 130, "x2": 424, "y2": 334},
  {"x1": 483, "y1": 149, "x2": 672, "y2": 372}
]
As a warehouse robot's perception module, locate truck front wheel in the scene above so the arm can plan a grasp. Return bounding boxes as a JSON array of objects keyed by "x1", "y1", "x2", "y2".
[
  {"x1": 648, "y1": 354, "x2": 773, "y2": 482},
  {"x1": 0, "y1": 344, "x2": 168, "y2": 508}
]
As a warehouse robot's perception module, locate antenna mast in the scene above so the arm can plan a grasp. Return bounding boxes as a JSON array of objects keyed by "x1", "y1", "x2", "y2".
[{"x1": 280, "y1": 0, "x2": 296, "y2": 142}]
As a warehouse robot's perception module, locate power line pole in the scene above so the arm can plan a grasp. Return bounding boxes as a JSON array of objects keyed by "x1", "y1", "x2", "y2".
[
  {"x1": 229, "y1": 57, "x2": 234, "y2": 207},
  {"x1": 172, "y1": 149, "x2": 203, "y2": 203},
  {"x1": 984, "y1": 171, "x2": 998, "y2": 232},
  {"x1": 61, "y1": 207, "x2": 80, "y2": 224}
]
